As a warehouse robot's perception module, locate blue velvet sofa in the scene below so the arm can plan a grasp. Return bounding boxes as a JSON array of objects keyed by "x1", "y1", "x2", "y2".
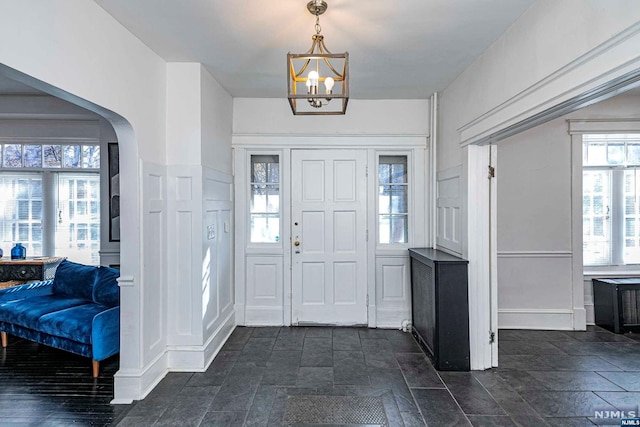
[{"x1": 0, "y1": 260, "x2": 120, "y2": 377}]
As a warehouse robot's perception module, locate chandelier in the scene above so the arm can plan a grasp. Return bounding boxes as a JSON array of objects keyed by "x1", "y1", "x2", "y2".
[{"x1": 287, "y1": 0, "x2": 349, "y2": 115}]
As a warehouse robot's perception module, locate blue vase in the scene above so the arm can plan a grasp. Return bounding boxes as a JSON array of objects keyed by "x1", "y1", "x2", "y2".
[{"x1": 11, "y1": 243, "x2": 26, "y2": 260}]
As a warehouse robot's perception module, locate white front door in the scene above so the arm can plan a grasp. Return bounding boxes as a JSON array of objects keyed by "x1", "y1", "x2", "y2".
[{"x1": 291, "y1": 149, "x2": 368, "y2": 325}]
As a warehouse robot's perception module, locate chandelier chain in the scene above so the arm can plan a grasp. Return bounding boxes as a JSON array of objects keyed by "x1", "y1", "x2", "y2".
[{"x1": 315, "y1": 14, "x2": 321, "y2": 35}]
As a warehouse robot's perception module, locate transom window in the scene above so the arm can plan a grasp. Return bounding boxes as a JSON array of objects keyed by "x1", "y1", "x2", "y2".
[
  {"x1": 583, "y1": 134, "x2": 640, "y2": 266},
  {"x1": 378, "y1": 155, "x2": 408, "y2": 244},
  {"x1": 1, "y1": 143, "x2": 100, "y2": 169}
]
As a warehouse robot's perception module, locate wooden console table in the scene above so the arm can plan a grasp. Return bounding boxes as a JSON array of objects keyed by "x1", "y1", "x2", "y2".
[{"x1": 0, "y1": 257, "x2": 65, "y2": 282}]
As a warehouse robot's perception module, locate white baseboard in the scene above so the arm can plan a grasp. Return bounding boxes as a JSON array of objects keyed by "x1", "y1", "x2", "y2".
[
  {"x1": 498, "y1": 309, "x2": 574, "y2": 330},
  {"x1": 375, "y1": 307, "x2": 410, "y2": 329},
  {"x1": 167, "y1": 310, "x2": 235, "y2": 371},
  {"x1": 244, "y1": 306, "x2": 284, "y2": 326},
  {"x1": 573, "y1": 307, "x2": 587, "y2": 330},
  {"x1": 586, "y1": 303, "x2": 595, "y2": 325},
  {"x1": 112, "y1": 311, "x2": 236, "y2": 403},
  {"x1": 368, "y1": 304, "x2": 377, "y2": 328},
  {"x1": 234, "y1": 303, "x2": 245, "y2": 324},
  {"x1": 112, "y1": 351, "x2": 169, "y2": 404}
]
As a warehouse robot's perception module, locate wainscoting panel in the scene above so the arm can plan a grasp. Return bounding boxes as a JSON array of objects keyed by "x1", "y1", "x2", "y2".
[
  {"x1": 436, "y1": 167, "x2": 462, "y2": 255},
  {"x1": 203, "y1": 208, "x2": 220, "y2": 327},
  {"x1": 245, "y1": 256, "x2": 284, "y2": 325},
  {"x1": 166, "y1": 165, "x2": 202, "y2": 345},
  {"x1": 375, "y1": 256, "x2": 411, "y2": 328},
  {"x1": 214, "y1": 207, "x2": 233, "y2": 328},
  {"x1": 200, "y1": 168, "x2": 234, "y2": 365},
  {"x1": 141, "y1": 161, "x2": 167, "y2": 366},
  {"x1": 164, "y1": 165, "x2": 235, "y2": 370},
  {"x1": 175, "y1": 210, "x2": 195, "y2": 335}
]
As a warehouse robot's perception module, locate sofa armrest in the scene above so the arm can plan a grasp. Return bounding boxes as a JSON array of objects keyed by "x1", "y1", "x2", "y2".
[
  {"x1": 0, "y1": 280, "x2": 54, "y2": 303},
  {"x1": 91, "y1": 306, "x2": 120, "y2": 361}
]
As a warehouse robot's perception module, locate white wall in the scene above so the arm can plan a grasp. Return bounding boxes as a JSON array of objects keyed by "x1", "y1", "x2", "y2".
[
  {"x1": 166, "y1": 64, "x2": 202, "y2": 165},
  {"x1": 497, "y1": 91, "x2": 640, "y2": 329},
  {"x1": 497, "y1": 115, "x2": 574, "y2": 329},
  {"x1": 201, "y1": 68, "x2": 233, "y2": 175},
  {"x1": 234, "y1": 99, "x2": 429, "y2": 136},
  {"x1": 439, "y1": 1, "x2": 640, "y2": 171}
]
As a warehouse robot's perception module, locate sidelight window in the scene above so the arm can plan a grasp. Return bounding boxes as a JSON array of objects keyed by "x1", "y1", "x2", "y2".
[
  {"x1": 378, "y1": 155, "x2": 408, "y2": 244},
  {"x1": 250, "y1": 155, "x2": 280, "y2": 243}
]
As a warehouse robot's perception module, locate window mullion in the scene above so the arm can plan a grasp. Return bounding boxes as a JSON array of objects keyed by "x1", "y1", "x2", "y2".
[
  {"x1": 40, "y1": 171, "x2": 55, "y2": 256},
  {"x1": 612, "y1": 169, "x2": 625, "y2": 265}
]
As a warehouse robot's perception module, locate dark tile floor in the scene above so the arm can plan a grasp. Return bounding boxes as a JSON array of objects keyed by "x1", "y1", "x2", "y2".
[
  {"x1": 2, "y1": 325, "x2": 640, "y2": 425},
  {"x1": 113, "y1": 325, "x2": 640, "y2": 426}
]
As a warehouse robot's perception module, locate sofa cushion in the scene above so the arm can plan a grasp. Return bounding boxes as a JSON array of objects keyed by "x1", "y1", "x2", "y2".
[
  {"x1": 0, "y1": 295, "x2": 89, "y2": 331},
  {"x1": 52, "y1": 260, "x2": 97, "y2": 301},
  {"x1": 92, "y1": 266, "x2": 120, "y2": 307},
  {"x1": 38, "y1": 304, "x2": 110, "y2": 345}
]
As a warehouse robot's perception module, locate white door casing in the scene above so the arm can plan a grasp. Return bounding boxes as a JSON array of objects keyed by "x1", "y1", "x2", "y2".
[{"x1": 291, "y1": 149, "x2": 368, "y2": 325}]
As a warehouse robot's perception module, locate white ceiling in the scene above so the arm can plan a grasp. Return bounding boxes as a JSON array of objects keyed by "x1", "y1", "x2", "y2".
[{"x1": 93, "y1": 0, "x2": 536, "y2": 99}]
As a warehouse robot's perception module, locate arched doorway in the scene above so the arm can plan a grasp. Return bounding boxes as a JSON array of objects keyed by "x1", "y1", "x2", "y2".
[{"x1": 0, "y1": 64, "x2": 143, "y2": 403}]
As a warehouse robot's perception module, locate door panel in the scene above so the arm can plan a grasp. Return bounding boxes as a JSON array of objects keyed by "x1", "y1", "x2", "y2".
[{"x1": 291, "y1": 149, "x2": 367, "y2": 325}]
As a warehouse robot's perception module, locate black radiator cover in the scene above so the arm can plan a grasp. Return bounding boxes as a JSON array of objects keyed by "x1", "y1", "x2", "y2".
[{"x1": 409, "y1": 248, "x2": 470, "y2": 371}]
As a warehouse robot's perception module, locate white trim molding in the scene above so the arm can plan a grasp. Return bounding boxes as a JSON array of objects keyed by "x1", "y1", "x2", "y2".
[
  {"x1": 497, "y1": 251, "x2": 573, "y2": 258},
  {"x1": 498, "y1": 309, "x2": 575, "y2": 330},
  {"x1": 112, "y1": 351, "x2": 169, "y2": 404},
  {"x1": 464, "y1": 144, "x2": 493, "y2": 370},
  {"x1": 233, "y1": 135, "x2": 428, "y2": 148},
  {"x1": 459, "y1": 22, "x2": 640, "y2": 146},
  {"x1": 568, "y1": 118, "x2": 640, "y2": 134},
  {"x1": 167, "y1": 310, "x2": 235, "y2": 371}
]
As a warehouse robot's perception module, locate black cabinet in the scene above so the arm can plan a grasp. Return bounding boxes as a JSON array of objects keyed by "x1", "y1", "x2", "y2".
[
  {"x1": 409, "y1": 248, "x2": 469, "y2": 371},
  {"x1": 593, "y1": 278, "x2": 640, "y2": 334}
]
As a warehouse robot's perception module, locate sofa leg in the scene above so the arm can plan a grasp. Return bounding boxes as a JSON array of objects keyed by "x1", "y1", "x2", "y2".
[
  {"x1": 92, "y1": 360, "x2": 99, "y2": 378},
  {"x1": 1, "y1": 332, "x2": 7, "y2": 348}
]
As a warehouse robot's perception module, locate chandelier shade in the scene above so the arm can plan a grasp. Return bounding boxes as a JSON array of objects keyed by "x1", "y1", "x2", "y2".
[{"x1": 287, "y1": 1, "x2": 349, "y2": 115}]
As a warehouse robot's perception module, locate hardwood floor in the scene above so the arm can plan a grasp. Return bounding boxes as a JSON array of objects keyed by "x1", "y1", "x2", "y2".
[{"x1": 0, "y1": 336, "x2": 126, "y2": 426}]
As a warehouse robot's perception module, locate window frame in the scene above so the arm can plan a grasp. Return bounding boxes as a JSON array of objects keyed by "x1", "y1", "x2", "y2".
[
  {"x1": 0, "y1": 172, "x2": 44, "y2": 256},
  {"x1": 247, "y1": 152, "x2": 281, "y2": 246},
  {"x1": 56, "y1": 172, "x2": 102, "y2": 265},
  {"x1": 582, "y1": 133, "x2": 640, "y2": 269},
  {"x1": 0, "y1": 141, "x2": 101, "y2": 171},
  {"x1": 0, "y1": 139, "x2": 102, "y2": 265},
  {"x1": 376, "y1": 151, "x2": 412, "y2": 247}
]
